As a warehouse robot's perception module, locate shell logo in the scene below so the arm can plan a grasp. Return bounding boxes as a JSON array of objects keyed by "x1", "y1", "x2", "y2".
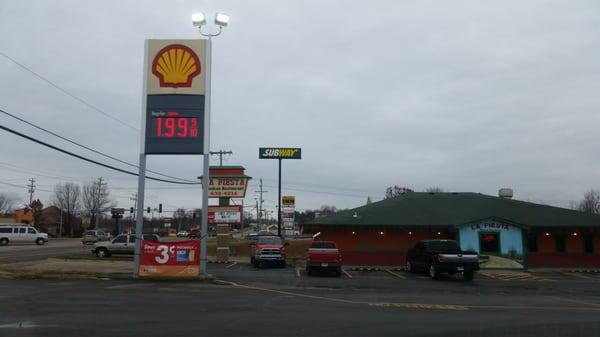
[{"x1": 152, "y1": 44, "x2": 201, "y2": 88}]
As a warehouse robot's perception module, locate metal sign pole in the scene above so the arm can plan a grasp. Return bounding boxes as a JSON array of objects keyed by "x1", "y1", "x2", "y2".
[
  {"x1": 133, "y1": 40, "x2": 149, "y2": 279},
  {"x1": 278, "y1": 158, "x2": 282, "y2": 237},
  {"x1": 200, "y1": 37, "x2": 212, "y2": 277}
]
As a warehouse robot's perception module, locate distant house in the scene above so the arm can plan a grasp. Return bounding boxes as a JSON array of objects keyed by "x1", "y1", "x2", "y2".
[
  {"x1": 305, "y1": 192, "x2": 600, "y2": 268},
  {"x1": 15, "y1": 208, "x2": 33, "y2": 224},
  {"x1": 39, "y1": 206, "x2": 82, "y2": 237}
]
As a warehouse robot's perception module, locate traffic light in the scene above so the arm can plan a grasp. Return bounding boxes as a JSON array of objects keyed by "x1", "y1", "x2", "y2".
[
  {"x1": 147, "y1": 207, "x2": 151, "y2": 213},
  {"x1": 158, "y1": 203, "x2": 162, "y2": 213},
  {"x1": 130, "y1": 207, "x2": 134, "y2": 214}
]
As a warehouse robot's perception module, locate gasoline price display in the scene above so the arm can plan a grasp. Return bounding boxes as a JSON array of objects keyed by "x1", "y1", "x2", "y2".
[{"x1": 151, "y1": 114, "x2": 199, "y2": 138}]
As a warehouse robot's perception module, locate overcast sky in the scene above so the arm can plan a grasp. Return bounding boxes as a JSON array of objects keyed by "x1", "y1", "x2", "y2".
[{"x1": 1, "y1": 0, "x2": 600, "y2": 216}]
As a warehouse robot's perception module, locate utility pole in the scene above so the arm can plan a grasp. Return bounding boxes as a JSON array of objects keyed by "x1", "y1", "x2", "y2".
[
  {"x1": 254, "y1": 178, "x2": 267, "y2": 232},
  {"x1": 92, "y1": 177, "x2": 107, "y2": 229},
  {"x1": 27, "y1": 178, "x2": 35, "y2": 205},
  {"x1": 255, "y1": 200, "x2": 259, "y2": 232},
  {"x1": 209, "y1": 150, "x2": 232, "y2": 166}
]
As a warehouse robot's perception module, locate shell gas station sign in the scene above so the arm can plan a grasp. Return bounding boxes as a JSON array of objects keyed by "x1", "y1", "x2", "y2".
[{"x1": 144, "y1": 39, "x2": 207, "y2": 155}]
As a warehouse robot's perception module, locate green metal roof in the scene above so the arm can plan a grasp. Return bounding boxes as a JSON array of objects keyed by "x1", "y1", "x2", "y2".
[{"x1": 306, "y1": 192, "x2": 600, "y2": 228}]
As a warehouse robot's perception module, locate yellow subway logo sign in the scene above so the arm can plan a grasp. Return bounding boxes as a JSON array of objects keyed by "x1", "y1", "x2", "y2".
[{"x1": 259, "y1": 147, "x2": 301, "y2": 159}]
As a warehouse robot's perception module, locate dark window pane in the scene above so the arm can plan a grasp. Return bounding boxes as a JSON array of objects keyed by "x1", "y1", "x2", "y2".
[
  {"x1": 555, "y1": 235, "x2": 566, "y2": 253},
  {"x1": 0, "y1": 228, "x2": 11, "y2": 233},
  {"x1": 584, "y1": 235, "x2": 594, "y2": 253},
  {"x1": 19, "y1": 228, "x2": 26, "y2": 234},
  {"x1": 28, "y1": 228, "x2": 36, "y2": 234},
  {"x1": 528, "y1": 234, "x2": 538, "y2": 252},
  {"x1": 480, "y1": 233, "x2": 500, "y2": 253},
  {"x1": 311, "y1": 242, "x2": 336, "y2": 249},
  {"x1": 427, "y1": 240, "x2": 460, "y2": 252},
  {"x1": 113, "y1": 235, "x2": 126, "y2": 243}
]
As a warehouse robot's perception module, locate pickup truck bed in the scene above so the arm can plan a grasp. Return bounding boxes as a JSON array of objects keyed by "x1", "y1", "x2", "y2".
[{"x1": 306, "y1": 241, "x2": 342, "y2": 277}]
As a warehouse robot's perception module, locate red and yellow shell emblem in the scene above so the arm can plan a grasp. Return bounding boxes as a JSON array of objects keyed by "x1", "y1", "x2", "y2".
[{"x1": 152, "y1": 44, "x2": 201, "y2": 88}]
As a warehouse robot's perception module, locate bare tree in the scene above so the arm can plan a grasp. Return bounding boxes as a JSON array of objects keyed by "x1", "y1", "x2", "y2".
[
  {"x1": 173, "y1": 208, "x2": 188, "y2": 231},
  {"x1": 0, "y1": 193, "x2": 15, "y2": 213},
  {"x1": 51, "y1": 182, "x2": 81, "y2": 236},
  {"x1": 385, "y1": 186, "x2": 414, "y2": 199},
  {"x1": 577, "y1": 189, "x2": 600, "y2": 214},
  {"x1": 29, "y1": 199, "x2": 43, "y2": 225},
  {"x1": 82, "y1": 177, "x2": 114, "y2": 229},
  {"x1": 425, "y1": 187, "x2": 444, "y2": 193}
]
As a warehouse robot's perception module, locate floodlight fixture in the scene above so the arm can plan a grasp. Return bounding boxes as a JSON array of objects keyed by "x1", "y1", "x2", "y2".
[
  {"x1": 215, "y1": 13, "x2": 230, "y2": 27},
  {"x1": 192, "y1": 12, "x2": 206, "y2": 26}
]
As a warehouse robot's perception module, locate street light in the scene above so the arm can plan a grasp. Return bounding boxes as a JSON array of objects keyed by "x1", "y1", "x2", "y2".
[
  {"x1": 192, "y1": 11, "x2": 229, "y2": 277},
  {"x1": 191, "y1": 13, "x2": 206, "y2": 26}
]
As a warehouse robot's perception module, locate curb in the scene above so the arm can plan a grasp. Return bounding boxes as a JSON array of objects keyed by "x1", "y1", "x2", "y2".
[{"x1": 568, "y1": 269, "x2": 600, "y2": 273}]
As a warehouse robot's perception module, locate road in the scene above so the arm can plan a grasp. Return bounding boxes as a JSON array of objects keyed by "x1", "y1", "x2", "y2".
[
  {"x1": 2, "y1": 263, "x2": 600, "y2": 336},
  {"x1": 0, "y1": 239, "x2": 86, "y2": 264}
]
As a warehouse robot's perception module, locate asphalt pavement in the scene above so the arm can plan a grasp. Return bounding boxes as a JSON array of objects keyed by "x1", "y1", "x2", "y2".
[
  {"x1": 2, "y1": 263, "x2": 600, "y2": 337},
  {"x1": 0, "y1": 239, "x2": 86, "y2": 264}
]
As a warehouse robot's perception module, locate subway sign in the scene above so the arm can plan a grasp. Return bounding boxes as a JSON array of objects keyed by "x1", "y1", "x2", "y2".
[{"x1": 259, "y1": 147, "x2": 301, "y2": 159}]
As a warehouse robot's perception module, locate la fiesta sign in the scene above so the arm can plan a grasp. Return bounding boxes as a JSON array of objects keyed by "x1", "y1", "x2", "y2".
[{"x1": 470, "y1": 222, "x2": 510, "y2": 231}]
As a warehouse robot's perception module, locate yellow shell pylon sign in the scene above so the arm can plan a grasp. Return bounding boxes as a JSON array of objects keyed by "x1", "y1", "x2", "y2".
[
  {"x1": 146, "y1": 39, "x2": 206, "y2": 95},
  {"x1": 152, "y1": 44, "x2": 201, "y2": 88}
]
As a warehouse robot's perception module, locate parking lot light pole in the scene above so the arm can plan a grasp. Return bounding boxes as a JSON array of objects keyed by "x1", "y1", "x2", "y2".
[{"x1": 193, "y1": 12, "x2": 229, "y2": 277}]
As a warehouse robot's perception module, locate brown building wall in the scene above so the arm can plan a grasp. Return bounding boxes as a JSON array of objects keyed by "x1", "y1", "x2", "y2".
[
  {"x1": 315, "y1": 227, "x2": 454, "y2": 253},
  {"x1": 566, "y1": 234, "x2": 584, "y2": 253},
  {"x1": 536, "y1": 232, "x2": 555, "y2": 253}
]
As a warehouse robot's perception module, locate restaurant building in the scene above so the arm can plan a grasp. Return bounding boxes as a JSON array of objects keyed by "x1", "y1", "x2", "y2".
[{"x1": 304, "y1": 192, "x2": 600, "y2": 268}]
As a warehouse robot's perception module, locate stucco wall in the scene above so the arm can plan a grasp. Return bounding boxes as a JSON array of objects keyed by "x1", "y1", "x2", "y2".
[{"x1": 458, "y1": 221, "x2": 523, "y2": 255}]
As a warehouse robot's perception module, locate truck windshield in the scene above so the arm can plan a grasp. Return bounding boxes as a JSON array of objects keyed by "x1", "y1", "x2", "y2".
[
  {"x1": 257, "y1": 237, "x2": 282, "y2": 244},
  {"x1": 311, "y1": 242, "x2": 336, "y2": 249},
  {"x1": 427, "y1": 241, "x2": 460, "y2": 252}
]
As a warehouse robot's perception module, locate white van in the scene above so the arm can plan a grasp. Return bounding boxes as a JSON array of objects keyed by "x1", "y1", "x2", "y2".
[{"x1": 0, "y1": 224, "x2": 49, "y2": 245}]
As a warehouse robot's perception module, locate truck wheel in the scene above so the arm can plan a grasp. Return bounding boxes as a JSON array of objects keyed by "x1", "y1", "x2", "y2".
[
  {"x1": 306, "y1": 266, "x2": 313, "y2": 276},
  {"x1": 429, "y1": 265, "x2": 439, "y2": 279},
  {"x1": 335, "y1": 267, "x2": 342, "y2": 277},
  {"x1": 35, "y1": 238, "x2": 45, "y2": 245},
  {"x1": 96, "y1": 248, "x2": 109, "y2": 258},
  {"x1": 463, "y1": 271, "x2": 474, "y2": 281},
  {"x1": 0, "y1": 238, "x2": 8, "y2": 246}
]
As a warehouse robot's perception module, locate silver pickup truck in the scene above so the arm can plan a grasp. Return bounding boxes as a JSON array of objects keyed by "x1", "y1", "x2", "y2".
[
  {"x1": 92, "y1": 234, "x2": 159, "y2": 257},
  {"x1": 405, "y1": 240, "x2": 479, "y2": 281}
]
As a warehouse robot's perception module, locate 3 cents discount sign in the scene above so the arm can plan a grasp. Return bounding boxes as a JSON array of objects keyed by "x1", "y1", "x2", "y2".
[{"x1": 139, "y1": 240, "x2": 200, "y2": 277}]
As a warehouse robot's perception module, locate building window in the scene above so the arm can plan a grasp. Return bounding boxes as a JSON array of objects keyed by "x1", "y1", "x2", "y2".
[
  {"x1": 583, "y1": 234, "x2": 594, "y2": 253},
  {"x1": 555, "y1": 235, "x2": 566, "y2": 253},
  {"x1": 528, "y1": 234, "x2": 537, "y2": 253}
]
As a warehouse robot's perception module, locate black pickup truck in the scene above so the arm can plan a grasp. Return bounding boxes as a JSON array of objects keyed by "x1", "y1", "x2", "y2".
[{"x1": 405, "y1": 240, "x2": 479, "y2": 281}]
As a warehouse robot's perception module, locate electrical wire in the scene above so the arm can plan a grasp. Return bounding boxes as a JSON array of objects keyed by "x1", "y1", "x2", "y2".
[
  {"x1": 0, "y1": 108, "x2": 195, "y2": 183},
  {"x1": 0, "y1": 124, "x2": 201, "y2": 185},
  {"x1": 0, "y1": 51, "x2": 138, "y2": 131}
]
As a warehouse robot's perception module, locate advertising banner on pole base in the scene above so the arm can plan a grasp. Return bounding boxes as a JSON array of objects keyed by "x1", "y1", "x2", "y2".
[{"x1": 139, "y1": 240, "x2": 200, "y2": 277}]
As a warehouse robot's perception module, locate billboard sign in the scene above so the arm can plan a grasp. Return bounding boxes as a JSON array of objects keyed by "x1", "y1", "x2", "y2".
[
  {"x1": 259, "y1": 147, "x2": 301, "y2": 159},
  {"x1": 208, "y1": 177, "x2": 249, "y2": 198},
  {"x1": 282, "y1": 196, "x2": 295, "y2": 207},
  {"x1": 208, "y1": 206, "x2": 243, "y2": 224},
  {"x1": 139, "y1": 240, "x2": 200, "y2": 277},
  {"x1": 144, "y1": 39, "x2": 207, "y2": 155}
]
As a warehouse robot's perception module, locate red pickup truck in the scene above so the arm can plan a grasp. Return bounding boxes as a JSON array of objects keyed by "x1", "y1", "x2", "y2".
[{"x1": 306, "y1": 241, "x2": 342, "y2": 277}]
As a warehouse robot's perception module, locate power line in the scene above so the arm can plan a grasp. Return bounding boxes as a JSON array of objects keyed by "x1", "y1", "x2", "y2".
[
  {"x1": 0, "y1": 180, "x2": 52, "y2": 193},
  {"x1": 0, "y1": 51, "x2": 138, "y2": 131},
  {"x1": 0, "y1": 124, "x2": 201, "y2": 185},
  {"x1": 0, "y1": 108, "x2": 195, "y2": 183}
]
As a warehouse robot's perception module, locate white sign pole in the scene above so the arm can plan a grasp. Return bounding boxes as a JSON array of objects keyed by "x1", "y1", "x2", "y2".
[
  {"x1": 133, "y1": 40, "x2": 150, "y2": 279},
  {"x1": 200, "y1": 37, "x2": 212, "y2": 277}
]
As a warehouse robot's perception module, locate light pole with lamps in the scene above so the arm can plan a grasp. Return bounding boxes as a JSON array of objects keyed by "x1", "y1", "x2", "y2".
[{"x1": 192, "y1": 11, "x2": 229, "y2": 276}]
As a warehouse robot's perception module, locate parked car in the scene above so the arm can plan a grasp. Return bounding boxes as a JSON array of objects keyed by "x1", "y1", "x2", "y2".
[
  {"x1": 81, "y1": 229, "x2": 109, "y2": 245},
  {"x1": 188, "y1": 228, "x2": 200, "y2": 239},
  {"x1": 176, "y1": 230, "x2": 189, "y2": 238},
  {"x1": 0, "y1": 224, "x2": 48, "y2": 246},
  {"x1": 250, "y1": 235, "x2": 288, "y2": 268},
  {"x1": 92, "y1": 234, "x2": 160, "y2": 258},
  {"x1": 405, "y1": 240, "x2": 479, "y2": 281},
  {"x1": 306, "y1": 241, "x2": 342, "y2": 277}
]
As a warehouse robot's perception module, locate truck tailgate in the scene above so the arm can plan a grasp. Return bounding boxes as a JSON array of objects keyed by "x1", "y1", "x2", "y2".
[
  {"x1": 438, "y1": 254, "x2": 479, "y2": 264},
  {"x1": 308, "y1": 248, "x2": 340, "y2": 262}
]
